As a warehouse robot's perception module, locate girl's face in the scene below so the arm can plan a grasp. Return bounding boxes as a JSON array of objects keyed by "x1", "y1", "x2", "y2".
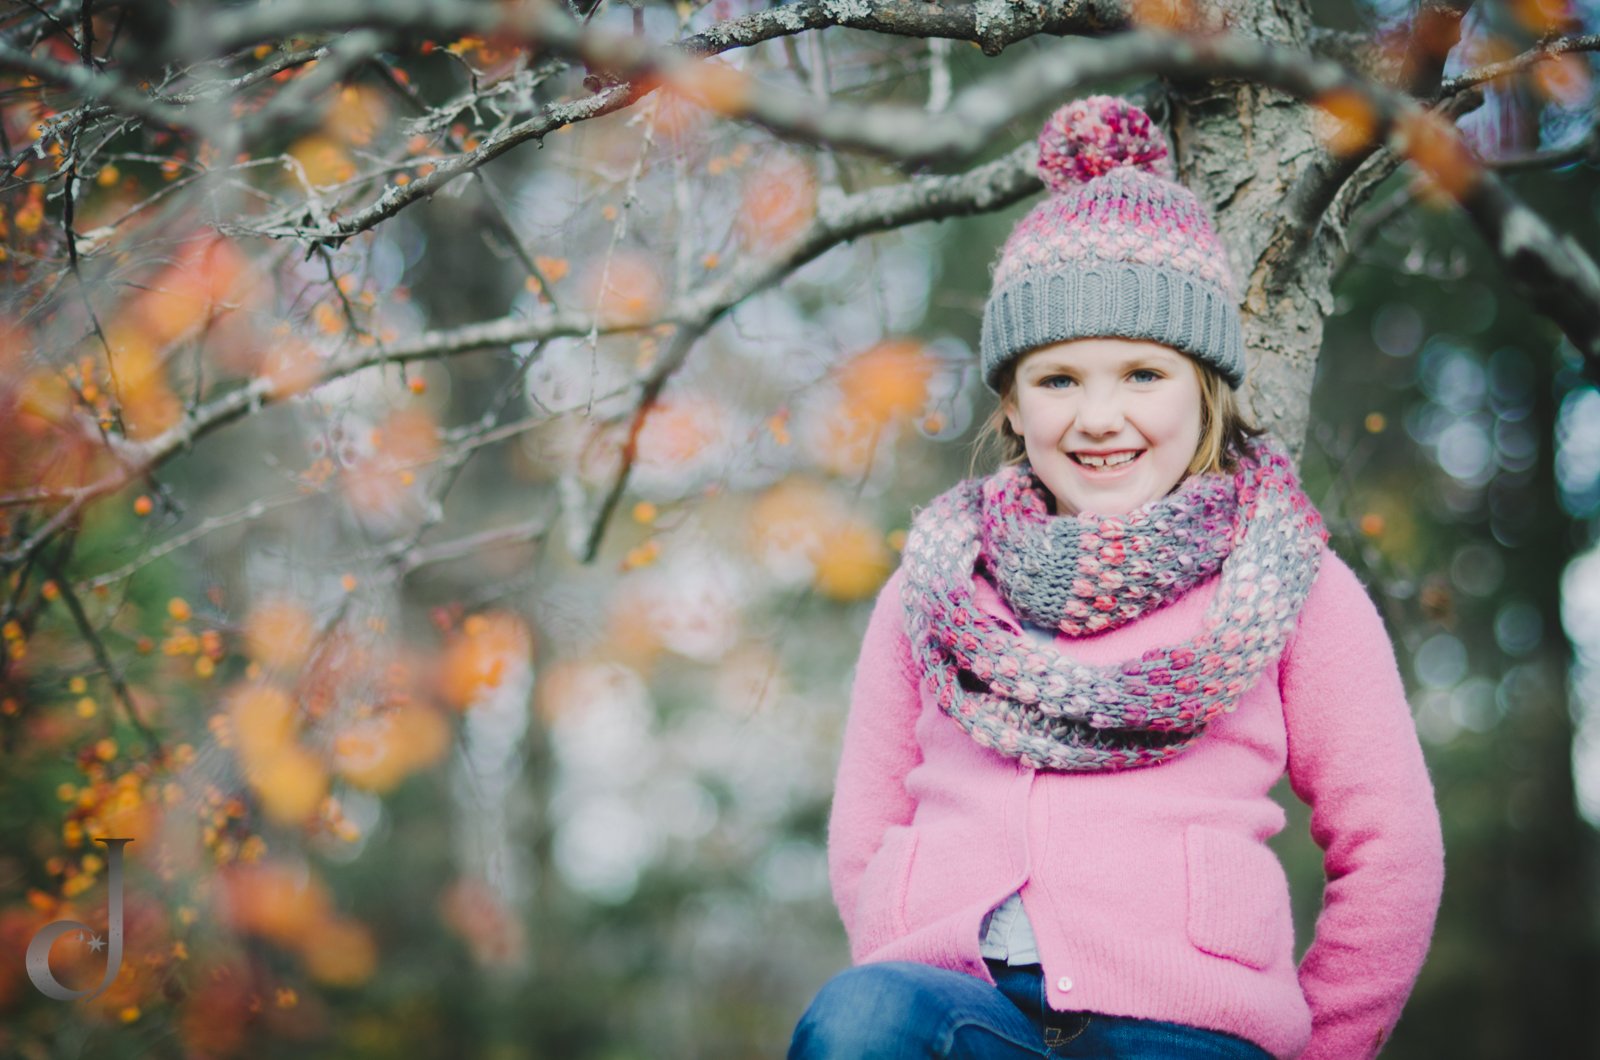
[{"x1": 1002, "y1": 337, "x2": 1204, "y2": 518}]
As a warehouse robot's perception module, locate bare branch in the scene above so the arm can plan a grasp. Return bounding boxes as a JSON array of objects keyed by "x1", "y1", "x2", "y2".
[
  {"x1": 38, "y1": 544, "x2": 163, "y2": 757},
  {"x1": 73, "y1": 497, "x2": 277, "y2": 594},
  {"x1": 389, "y1": 509, "x2": 559, "y2": 578},
  {"x1": 1456, "y1": 175, "x2": 1600, "y2": 360},
  {"x1": 161, "y1": 0, "x2": 1124, "y2": 63},
  {"x1": 0, "y1": 40, "x2": 202, "y2": 134},
  {"x1": 1439, "y1": 32, "x2": 1600, "y2": 97},
  {"x1": 2, "y1": 135, "x2": 1043, "y2": 567},
  {"x1": 577, "y1": 320, "x2": 707, "y2": 563},
  {"x1": 178, "y1": 0, "x2": 1122, "y2": 244},
  {"x1": 548, "y1": 28, "x2": 1414, "y2": 176}
]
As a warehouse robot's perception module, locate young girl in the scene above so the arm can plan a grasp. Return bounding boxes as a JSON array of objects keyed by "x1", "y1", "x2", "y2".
[{"x1": 787, "y1": 97, "x2": 1445, "y2": 1059}]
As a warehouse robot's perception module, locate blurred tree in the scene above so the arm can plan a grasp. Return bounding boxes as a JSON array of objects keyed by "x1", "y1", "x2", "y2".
[{"x1": 1, "y1": 0, "x2": 1597, "y2": 1056}]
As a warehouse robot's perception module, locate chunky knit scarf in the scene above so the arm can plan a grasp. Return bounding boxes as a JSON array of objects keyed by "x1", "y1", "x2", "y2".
[{"x1": 899, "y1": 433, "x2": 1329, "y2": 772}]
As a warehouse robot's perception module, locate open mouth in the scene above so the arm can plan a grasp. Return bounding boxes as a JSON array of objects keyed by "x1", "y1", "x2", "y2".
[{"x1": 1070, "y1": 450, "x2": 1144, "y2": 471}]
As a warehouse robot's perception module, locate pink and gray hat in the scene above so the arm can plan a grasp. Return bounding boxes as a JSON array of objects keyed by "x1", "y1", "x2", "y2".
[{"x1": 979, "y1": 95, "x2": 1246, "y2": 394}]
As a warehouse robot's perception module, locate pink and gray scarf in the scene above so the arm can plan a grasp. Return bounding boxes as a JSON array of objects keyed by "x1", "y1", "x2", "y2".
[{"x1": 899, "y1": 433, "x2": 1329, "y2": 771}]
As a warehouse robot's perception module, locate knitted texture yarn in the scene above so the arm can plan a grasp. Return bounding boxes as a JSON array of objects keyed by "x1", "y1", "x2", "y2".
[
  {"x1": 899, "y1": 434, "x2": 1329, "y2": 771},
  {"x1": 986, "y1": 465, "x2": 1238, "y2": 638},
  {"x1": 979, "y1": 95, "x2": 1247, "y2": 395}
]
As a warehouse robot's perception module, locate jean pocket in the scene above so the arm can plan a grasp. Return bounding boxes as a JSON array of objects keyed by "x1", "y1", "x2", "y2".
[
  {"x1": 852, "y1": 825, "x2": 919, "y2": 958},
  {"x1": 1183, "y1": 824, "x2": 1292, "y2": 970}
]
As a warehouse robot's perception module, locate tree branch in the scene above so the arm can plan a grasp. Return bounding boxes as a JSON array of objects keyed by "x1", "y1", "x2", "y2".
[
  {"x1": 230, "y1": 0, "x2": 1119, "y2": 245},
  {"x1": 1439, "y1": 31, "x2": 1600, "y2": 97},
  {"x1": 2, "y1": 137, "x2": 1044, "y2": 568},
  {"x1": 161, "y1": 0, "x2": 1125, "y2": 63},
  {"x1": 389, "y1": 509, "x2": 558, "y2": 578},
  {"x1": 0, "y1": 39, "x2": 201, "y2": 134},
  {"x1": 38, "y1": 543, "x2": 163, "y2": 757}
]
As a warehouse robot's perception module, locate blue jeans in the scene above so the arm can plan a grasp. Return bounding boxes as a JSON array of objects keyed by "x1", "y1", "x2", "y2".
[{"x1": 789, "y1": 958, "x2": 1276, "y2": 1059}]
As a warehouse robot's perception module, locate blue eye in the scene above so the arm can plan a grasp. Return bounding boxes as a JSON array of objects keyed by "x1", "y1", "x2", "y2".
[{"x1": 1130, "y1": 368, "x2": 1161, "y2": 383}]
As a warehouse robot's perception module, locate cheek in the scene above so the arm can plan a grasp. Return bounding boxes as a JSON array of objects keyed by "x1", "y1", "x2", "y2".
[
  {"x1": 1016, "y1": 397, "x2": 1071, "y2": 436},
  {"x1": 1147, "y1": 394, "x2": 1203, "y2": 443}
]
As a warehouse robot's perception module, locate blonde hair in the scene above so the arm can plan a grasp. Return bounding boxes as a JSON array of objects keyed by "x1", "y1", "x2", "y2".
[{"x1": 967, "y1": 354, "x2": 1265, "y2": 482}]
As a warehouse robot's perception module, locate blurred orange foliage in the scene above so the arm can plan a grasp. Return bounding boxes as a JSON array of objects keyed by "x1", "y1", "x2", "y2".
[
  {"x1": 324, "y1": 84, "x2": 388, "y2": 147},
  {"x1": 837, "y1": 339, "x2": 936, "y2": 428},
  {"x1": 660, "y1": 57, "x2": 750, "y2": 116},
  {"x1": 1127, "y1": 0, "x2": 1200, "y2": 31},
  {"x1": 219, "y1": 861, "x2": 332, "y2": 945},
  {"x1": 224, "y1": 683, "x2": 328, "y2": 827},
  {"x1": 1508, "y1": 0, "x2": 1575, "y2": 34},
  {"x1": 129, "y1": 235, "x2": 254, "y2": 350},
  {"x1": 648, "y1": 86, "x2": 709, "y2": 144},
  {"x1": 737, "y1": 153, "x2": 816, "y2": 256},
  {"x1": 1397, "y1": 109, "x2": 1480, "y2": 204},
  {"x1": 299, "y1": 915, "x2": 376, "y2": 986},
  {"x1": 748, "y1": 477, "x2": 837, "y2": 563},
  {"x1": 244, "y1": 598, "x2": 316, "y2": 674},
  {"x1": 637, "y1": 395, "x2": 722, "y2": 468},
  {"x1": 1311, "y1": 88, "x2": 1380, "y2": 157},
  {"x1": 585, "y1": 251, "x2": 665, "y2": 328},
  {"x1": 813, "y1": 517, "x2": 894, "y2": 602},
  {"x1": 810, "y1": 403, "x2": 881, "y2": 478},
  {"x1": 288, "y1": 134, "x2": 354, "y2": 188},
  {"x1": 1532, "y1": 53, "x2": 1592, "y2": 107},
  {"x1": 436, "y1": 610, "x2": 534, "y2": 711},
  {"x1": 332, "y1": 701, "x2": 451, "y2": 793}
]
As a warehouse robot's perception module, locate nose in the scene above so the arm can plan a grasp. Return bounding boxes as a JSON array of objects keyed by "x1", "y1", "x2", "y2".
[{"x1": 1074, "y1": 383, "x2": 1126, "y2": 437}]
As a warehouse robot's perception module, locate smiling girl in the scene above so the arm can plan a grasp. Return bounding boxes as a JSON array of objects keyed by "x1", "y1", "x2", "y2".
[{"x1": 787, "y1": 96, "x2": 1445, "y2": 1059}]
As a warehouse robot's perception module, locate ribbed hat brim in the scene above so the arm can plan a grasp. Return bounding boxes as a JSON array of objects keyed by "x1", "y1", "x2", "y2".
[{"x1": 980, "y1": 264, "x2": 1245, "y2": 394}]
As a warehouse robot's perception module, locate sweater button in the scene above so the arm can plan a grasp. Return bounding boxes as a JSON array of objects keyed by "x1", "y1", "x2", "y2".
[{"x1": 1056, "y1": 975, "x2": 1073, "y2": 992}]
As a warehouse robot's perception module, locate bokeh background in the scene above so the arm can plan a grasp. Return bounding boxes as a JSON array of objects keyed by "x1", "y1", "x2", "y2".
[{"x1": 2, "y1": 0, "x2": 1599, "y2": 1057}]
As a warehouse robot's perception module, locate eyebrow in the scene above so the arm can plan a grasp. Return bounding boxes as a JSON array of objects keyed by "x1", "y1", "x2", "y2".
[{"x1": 1023, "y1": 356, "x2": 1169, "y2": 376}]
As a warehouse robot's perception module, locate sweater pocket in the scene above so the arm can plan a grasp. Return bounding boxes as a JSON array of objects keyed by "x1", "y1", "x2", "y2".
[
  {"x1": 852, "y1": 825, "x2": 919, "y2": 960},
  {"x1": 1184, "y1": 824, "x2": 1292, "y2": 971}
]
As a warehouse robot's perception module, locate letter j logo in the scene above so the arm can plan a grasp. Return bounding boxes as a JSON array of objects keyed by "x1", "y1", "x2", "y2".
[{"x1": 25, "y1": 838, "x2": 132, "y2": 1002}]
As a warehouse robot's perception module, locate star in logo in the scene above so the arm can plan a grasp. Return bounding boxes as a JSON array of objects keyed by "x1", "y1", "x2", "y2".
[{"x1": 87, "y1": 934, "x2": 105, "y2": 953}]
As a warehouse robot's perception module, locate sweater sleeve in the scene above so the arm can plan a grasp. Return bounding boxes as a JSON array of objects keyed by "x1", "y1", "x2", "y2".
[
  {"x1": 1279, "y1": 548, "x2": 1446, "y2": 1060},
  {"x1": 827, "y1": 565, "x2": 925, "y2": 947}
]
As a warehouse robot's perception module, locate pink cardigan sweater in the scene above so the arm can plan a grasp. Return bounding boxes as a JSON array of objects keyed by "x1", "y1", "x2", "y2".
[{"x1": 827, "y1": 546, "x2": 1445, "y2": 1060}]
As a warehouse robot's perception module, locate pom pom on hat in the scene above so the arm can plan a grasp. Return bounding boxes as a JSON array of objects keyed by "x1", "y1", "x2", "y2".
[{"x1": 1036, "y1": 95, "x2": 1175, "y2": 194}]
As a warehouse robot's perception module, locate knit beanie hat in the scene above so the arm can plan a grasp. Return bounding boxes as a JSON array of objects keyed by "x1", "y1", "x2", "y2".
[{"x1": 979, "y1": 95, "x2": 1246, "y2": 395}]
